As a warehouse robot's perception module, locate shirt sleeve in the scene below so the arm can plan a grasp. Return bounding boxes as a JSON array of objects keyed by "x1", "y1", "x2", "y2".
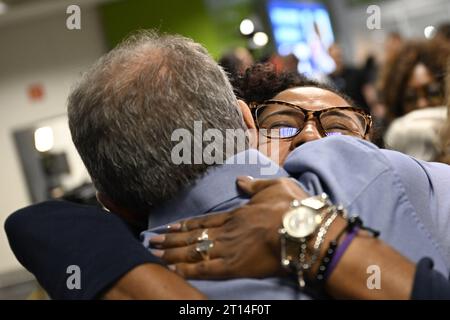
[
  {"x1": 412, "y1": 257, "x2": 450, "y2": 299},
  {"x1": 283, "y1": 136, "x2": 450, "y2": 273},
  {"x1": 4, "y1": 200, "x2": 163, "y2": 300}
]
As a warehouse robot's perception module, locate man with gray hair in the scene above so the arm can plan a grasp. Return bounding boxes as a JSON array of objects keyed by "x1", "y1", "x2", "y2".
[{"x1": 68, "y1": 31, "x2": 251, "y2": 232}]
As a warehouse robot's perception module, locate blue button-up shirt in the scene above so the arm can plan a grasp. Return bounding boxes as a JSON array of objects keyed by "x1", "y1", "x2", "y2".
[{"x1": 142, "y1": 136, "x2": 450, "y2": 299}]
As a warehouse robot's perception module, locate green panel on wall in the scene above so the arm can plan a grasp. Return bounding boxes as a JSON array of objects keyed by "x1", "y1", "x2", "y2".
[{"x1": 100, "y1": 0, "x2": 254, "y2": 58}]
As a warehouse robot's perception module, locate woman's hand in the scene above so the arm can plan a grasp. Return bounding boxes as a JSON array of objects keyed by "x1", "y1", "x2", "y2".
[{"x1": 149, "y1": 176, "x2": 308, "y2": 279}]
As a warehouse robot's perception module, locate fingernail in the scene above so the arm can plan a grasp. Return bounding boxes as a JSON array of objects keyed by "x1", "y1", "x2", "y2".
[
  {"x1": 168, "y1": 264, "x2": 176, "y2": 271},
  {"x1": 237, "y1": 175, "x2": 253, "y2": 183},
  {"x1": 167, "y1": 223, "x2": 181, "y2": 231},
  {"x1": 149, "y1": 234, "x2": 166, "y2": 244},
  {"x1": 150, "y1": 249, "x2": 164, "y2": 258}
]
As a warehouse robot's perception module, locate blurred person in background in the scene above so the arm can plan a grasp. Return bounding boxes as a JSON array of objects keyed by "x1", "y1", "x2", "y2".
[
  {"x1": 437, "y1": 62, "x2": 450, "y2": 164},
  {"x1": 383, "y1": 32, "x2": 404, "y2": 64},
  {"x1": 384, "y1": 106, "x2": 447, "y2": 161},
  {"x1": 438, "y1": 105, "x2": 450, "y2": 164},
  {"x1": 218, "y1": 47, "x2": 254, "y2": 89},
  {"x1": 327, "y1": 43, "x2": 369, "y2": 113},
  {"x1": 381, "y1": 40, "x2": 450, "y2": 159},
  {"x1": 361, "y1": 55, "x2": 386, "y2": 147},
  {"x1": 280, "y1": 53, "x2": 300, "y2": 74},
  {"x1": 265, "y1": 53, "x2": 300, "y2": 75},
  {"x1": 371, "y1": 32, "x2": 404, "y2": 147},
  {"x1": 434, "y1": 23, "x2": 450, "y2": 43},
  {"x1": 381, "y1": 39, "x2": 450, "y2": 120}
]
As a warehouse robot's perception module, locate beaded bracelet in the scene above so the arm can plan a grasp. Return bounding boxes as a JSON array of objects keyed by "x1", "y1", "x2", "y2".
[{"x1": 311, "y1": 215, "x2": 380, "y2": 288}]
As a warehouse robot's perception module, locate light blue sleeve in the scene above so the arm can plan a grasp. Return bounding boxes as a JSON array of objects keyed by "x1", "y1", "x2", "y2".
[
  {"x1": 380, "y1": 150, "x2": 450, "y2": 261},
  {"x1": 283, "y1": 136, "x2": 450, "y2": 273}
]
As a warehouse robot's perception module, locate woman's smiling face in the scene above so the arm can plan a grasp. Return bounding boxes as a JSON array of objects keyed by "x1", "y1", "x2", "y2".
[{"x1": 256, "y1": 86, "x2": 370, "y2": 165}]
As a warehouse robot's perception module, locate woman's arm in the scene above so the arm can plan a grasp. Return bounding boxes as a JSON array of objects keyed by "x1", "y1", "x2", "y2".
[{"x1": 152, "y1": 177, "x2": 449, "y2": 299}]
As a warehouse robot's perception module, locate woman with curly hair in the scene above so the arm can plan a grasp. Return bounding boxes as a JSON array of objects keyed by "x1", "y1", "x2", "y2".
[
  {"x1": 232, "y1": 63, "x2": 372, "y2": 164},
  {"x1": 381, "y1": 39, "x2": 450, "y2": 120}
]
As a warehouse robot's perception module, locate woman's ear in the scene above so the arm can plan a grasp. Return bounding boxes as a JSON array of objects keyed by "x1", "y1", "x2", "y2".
[{"x1": 237, "y1": 99, "x2": 258, "y2": 148}]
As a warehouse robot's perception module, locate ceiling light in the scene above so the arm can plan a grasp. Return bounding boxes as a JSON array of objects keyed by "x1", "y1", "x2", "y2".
[
  {"x1": 253, "y1": 32, "x2": 269, "y2": 47},
  {"x1": 240, "y1": 19, "x2": 255, "y2": 35},
  {"x1": 34, "y1": 127, "x2": 54, "y2": 152},
  {"x1": 424, "y1": 25, "x2": 435, "y2": 39}
]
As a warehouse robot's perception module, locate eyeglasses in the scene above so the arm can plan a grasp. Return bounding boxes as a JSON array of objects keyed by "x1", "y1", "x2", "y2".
[
  {"x1": 252, "y1": 100, "x2": 372, "y2": 139},
  {"x1": 404, "y1": 82, "x2": 444, "y2": 108}
]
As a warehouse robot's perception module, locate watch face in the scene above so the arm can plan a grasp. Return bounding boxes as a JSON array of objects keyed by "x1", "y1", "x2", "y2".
[{"x1": 283, "y1": 207, "x2": 317, "y2": 238}]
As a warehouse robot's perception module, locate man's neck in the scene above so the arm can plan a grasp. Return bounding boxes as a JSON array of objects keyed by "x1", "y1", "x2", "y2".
[{"x1": 147, "y1": 148, "x2": 287, "y2": 229}]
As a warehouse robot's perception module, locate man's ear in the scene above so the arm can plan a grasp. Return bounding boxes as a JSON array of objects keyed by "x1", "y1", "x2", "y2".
[
  {"x1": 96, "y1": 192, "x2": 147, "y2": 231},
  {"x1": 237, "y1": 99, "x2": 258, "y2": 148},
  {"x1": 96, "y1": 192, "x2": 113, "y2": 212}
]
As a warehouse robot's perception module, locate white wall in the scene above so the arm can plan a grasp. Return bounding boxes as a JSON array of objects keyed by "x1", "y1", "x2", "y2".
[
  {"x1": 0, "y1": 6, "x2": 106, "y2": 280},
  {"x1": 329, "y1": 0, "x2": 450, "y2": 65}
]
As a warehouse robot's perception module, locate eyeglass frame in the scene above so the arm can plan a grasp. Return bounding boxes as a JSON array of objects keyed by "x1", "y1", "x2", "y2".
[
  {"x1": 403, "y1": 81, "x2": 444, "y2": 107},
  {"x1": 250, "y1": 99, "x2": 373, "y2": 139}
]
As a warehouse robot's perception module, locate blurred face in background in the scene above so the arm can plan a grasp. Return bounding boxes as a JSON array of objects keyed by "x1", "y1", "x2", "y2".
[
  {"x1": 328, "y1": 44, "x2": 344, "y2": 73},
  {"x1": 403, "y1": 63, "x2": 444, "y2": 114},
  {"x1": 253, "y1": 86, "x2": 371, "y2": 164},
  {"x1": 234, "y1": 47, "x2": 254, "y2": 73}
]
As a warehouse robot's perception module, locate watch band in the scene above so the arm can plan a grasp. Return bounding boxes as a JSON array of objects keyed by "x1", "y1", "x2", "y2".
[
  {"x1": 279, "y1": 193, "x2": 342, "y2": 288},
  {"x1": 297, "y1": 210, "x2": 339, "y2": 287}
]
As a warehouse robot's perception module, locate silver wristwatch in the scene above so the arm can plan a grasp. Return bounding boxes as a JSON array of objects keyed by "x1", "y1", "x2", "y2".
[{"x1": 279, "y1": 193, "x2": 339, "y2": 287}]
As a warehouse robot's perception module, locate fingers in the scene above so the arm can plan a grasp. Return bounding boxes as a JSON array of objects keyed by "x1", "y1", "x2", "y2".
[
  {"x1": 168, "y1": 211, "x2": 233, "y2": 232},
  {"x1": 150, "y1": 229, "x2": 215, "y2": 249},
  {"x1": 236, "y1": 176, "x2": 287, "y2": 195},
  {"x1": 170, "y1": 259, "x2": 230, "y2": 280},
  {"x1": 152, "y1": 241, "x2": 222, "y2": 264}
]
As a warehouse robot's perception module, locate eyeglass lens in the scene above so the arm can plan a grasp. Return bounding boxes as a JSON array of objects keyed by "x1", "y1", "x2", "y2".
[{"x1": 256, "y1": 103, "x2": 367, "y2": 138}]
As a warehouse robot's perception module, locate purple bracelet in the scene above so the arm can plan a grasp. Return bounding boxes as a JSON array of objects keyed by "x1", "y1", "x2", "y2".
[{"x1": 324, "y1": 226, "x2": 359, "y2": 279}]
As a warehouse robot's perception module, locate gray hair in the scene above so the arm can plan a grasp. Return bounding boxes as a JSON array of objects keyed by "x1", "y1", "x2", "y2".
[{"x1": 68, "y1": 30, "x2": 247, "y2": 214}]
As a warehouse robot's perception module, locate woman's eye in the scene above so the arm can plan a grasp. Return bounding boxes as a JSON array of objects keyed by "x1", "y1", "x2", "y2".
[
  {"x1": 268, "y1": 122, "x2": 297, "y2": 129},
  {"x1": 326, "y1": 125, "x2": 347, "y2": 130},
  {"x1": 270, "y1": 124, "x2": 290, "y2": 129},
  {"x1": 323, "y1": 123, "x2": 349, "y2": 131}
]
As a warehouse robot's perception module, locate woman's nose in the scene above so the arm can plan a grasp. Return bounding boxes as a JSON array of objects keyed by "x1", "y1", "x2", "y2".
[{"x1": 290, "y1": 120, "x2": 322, "y2": 150}]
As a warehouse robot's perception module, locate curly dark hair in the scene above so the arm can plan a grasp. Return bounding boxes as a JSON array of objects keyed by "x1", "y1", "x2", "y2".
[
  {"x1": 381, "y1": 39, "x2": 450, "y2": 119},
  {"x1": 233, "y1": 63, "x2": 356, "y2": 109}
]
